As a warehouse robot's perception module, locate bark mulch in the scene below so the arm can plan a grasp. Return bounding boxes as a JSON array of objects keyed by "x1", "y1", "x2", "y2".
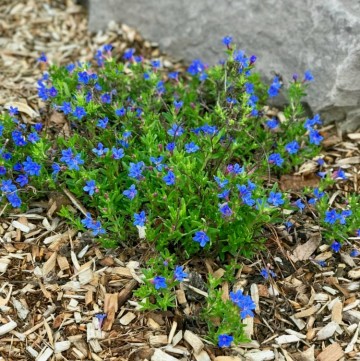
[{"x1": 1, "y1": 1, "x2": 360, "y2": 360}]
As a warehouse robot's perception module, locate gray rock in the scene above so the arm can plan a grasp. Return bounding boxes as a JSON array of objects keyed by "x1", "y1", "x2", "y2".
[{"x1": 88, "y1": 0, "x2": 360, "y2": 132}]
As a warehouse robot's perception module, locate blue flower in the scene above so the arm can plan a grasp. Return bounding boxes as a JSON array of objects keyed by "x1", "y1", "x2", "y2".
[
  {"x1": 152, "y1": 276, "x2": 167, "y2": 290},
  {"x1": 331, "y1": 241, "x2": 341, "y2": 253},
  {"x1": 218, "y1": 334, "x2": 233, "y2": 348},
  {"x1": 92, "y1": 142, "x2": 109, "y2": 157},
  {"x1": 48, "y1": 86, "x2": 57, "y2": 97},
  {"x1": 193, "y1": 231, "x2": 210, "y2": 247},
  {"x1": 187, "y1": 59, "x2": 206, "y2": 76},
  {"x1": 60, "y1": 148, "x2": 84, "y2": 171},
  {"x1": 168, "y1": 124, "x2": 184, "y2": 137},
  {"x1": 111, "y1": 147, "x2": 124, "y2": 160},
  {"x1": 28, "y1": 132, "x2": 40, "y2": 144},
  {"x1": 95, "y1": 313, "x2": 107, "y2": 328},
  {"x1": 324, "y1": 209, "x2": 339, "y2": 225},
  {"x1": 230, "y1": 290, "x2": 256, "y2": 318},
  {"x1": 222, "y1": 36, "x2": 233, "y2": 47},
  {"x1": 339, "y1": 209, "x2": 352, "y2": 225},
  {"x1": 38, "y1": 52, "x2": 47, "y2": 63},
  {"x1": 168, "y1": 72, "x2": 179, "y2": 81},
  {"x1": 123, "y1": 184, "x2": 137, "y2": 200},
  {"x1": 163, "y1": 170, "x2": 176, "y2": 186},
  {"x1": 201, "y1": 124, "x2": 218, "y2": 135},
  {"x1": 51, "y1": 163, "x2": 61, "y2": 178},
  {"x1": 245, "y1": 82, "x2": 255, "y2": 95},
  {"x1": 309, "y1": 129, "x2": 323, "y2": 145},
  {"x1": 227, "y1": 163, "x2": 244, "y2": 175},
  {"x1": 268, "y1": 76, "x2": 281, "y2": 97},
  {"x1": 16, "y1": 174, "x2": 28, "y2": 187},
  {"x1": 81, "y1": 213, "x2": 106, "y2": 236},
  {"x1": 7, "y1": 192, "x2": 21, "y2": 208},
  {"x1": 166, "y1": 142, "x2": 176, "y2": 152},
  {"x1": 219, "y1": 203, "x2": 232, "y2": 217},
  {"x1": 1, "y1": 180, "x2": 17, "y2": 193},
  {"x1": 151, "y1": 60, "x2": 161, "y2": 69},
  {"x1": 9, "y1": 106, "x2": 18, "y2": 116},
  {"x1": 304, "y1": 114, "x2": 322, "y2": 130},
  {"x1": 22, "y1": 156, "x2": 41, "y2": 176},
  {"x1": 214, "y1": 176, "x2": 228, "y2": 189},
  {"x1": 174, "y1": 266, "x2": 188, "y2": 282},
  {"x1": 285, "y1": 140, "x2": 300, "y2": 154},
  {"x1": 12, "y1": 130, "x2": 27, "y2": 147},
  {"x1": 268, "y1": 153, "x2": 284, "y2": 167},
  {"x1": 83, "y1": 180, "x2": 97, "y2": 196},
  {"x1": 233, "y1": 50, "x2": 248, "y2": 68},
  {"x1": 261, "y1": 268, "x2": 276, "y2": 279},
  {"x1": 97, "y1": 117, "x2": 108, "y2": 128},
  {"x1": 128, "y1": 162, "x2": 145, "y2": 179},
  {"x1": 60, "y1": 101, "x2": 72, "y2": 115},
  {"x1": 123, "y1": 48, "x2": 135, "y2": 60},
  {"x1": 266, "y1": 118, "x2": 279, "y2": 129},
  {"x1": 173, "y1": 100, "x2": 183, "y2": 110},
  {"x1": 72, "y1": 106, "x2": 86, "y2": 120},
  {"x1": 332, "y1": 169, "x2": 347, "y2": 180},
  {"x1": 350, "y1": 249, "x2": 360, "y2": 257},
  {"x1": 115, "y1": 107, "x2": 126, "y2": 117},
  {"x1": 100, "y1": 93, "x2": 111, "y2": 104},
  {"x1": 185, "y1": 142, "x2": 199, "y2": 153},
  {"x1": 133, "y1": 211, "x2": 146, "y2": 227},
  {"x1": 218, "y1": 189, "x2": 230, "y2": 200},
  {"x1": 150, "y1": 156, "x2": 164, "y2": 171},
  {"x1": 294, "y1": 199, "x2": 305, "y2": 211},
  {"x1": 0, "y1": 166, "x2": 6, "y2": 176},
  {"x1": 304, "y1": 70, "x2": 314, "y2": 82},
  {"x1": 78, "y1": 71, "x2": 90, "y2": 84},
  {"x1": 156, "y1": 81, "x2": 165, "y2": 95},
  {"x1": 267, "y1": 192, "x2": 284, "y2": 206}
]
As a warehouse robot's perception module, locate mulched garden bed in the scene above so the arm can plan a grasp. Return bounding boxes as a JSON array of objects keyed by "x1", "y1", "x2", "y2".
[{"x1": 1, "y1": 1, "x2": 360, "y2": 360}]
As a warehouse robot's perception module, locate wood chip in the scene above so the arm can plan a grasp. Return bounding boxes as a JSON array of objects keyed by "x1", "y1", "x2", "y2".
[
  {"x1": 194, "y1": 350, "x2": 211, "y2": 361},
  {"x1": 151, "y1": 349, "x2": 178, "y2": 361},
  {"x1": 316, "y1": 321, "x2": 338, "y2": 340},
  {"x1": 184, "y1": 330, "x2": 204, "y2": 354},
  {"x1": 294, "y1": 304, "x2": 320, "y2": 319},
  {"x1": 149, "y1": 335, "x2": 168, "y2": 346},
  {"x1": 331, "y1": 300, "x2": 343, "y2": 324},
  {"x1": 316, "y1": 343, "x2": 344, "y2": 361},
  {"x1": 244, "y1": 350, "x2": 275, "y2": 361},
  {"x1": 275, "y1": 334, "x2": 301, "y2": 345},
  {"x1": 119, "y1": 312, "x2": 136, "y2": 325}
]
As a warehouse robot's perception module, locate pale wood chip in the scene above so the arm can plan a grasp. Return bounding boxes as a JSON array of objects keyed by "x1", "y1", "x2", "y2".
[
  {"x1": 149, "y1": 334, "x2": 168, "y2": 346},
  {"x1": 119, "y1": 311, "x2": 136, "y2": 325},
  {"x1": 42, "y1": 251, "x2": 57, "y2": 276},
  {"x1": 294, "y1": 304, "x2": 320, "y2": 319},
  {"x1": 290, "y1": 233, "x2": 321, "y2": 262},
  {"x1": 275, "y1": 334, "x2": 301, "y2": 345},
  {"x1": 151, "y1": 349, "x2": 178, "y2": 361},
  {"x1": 316, "y1": 321, "x2": 338, "y2": 340},
  {"x1": 244, "y1": 350, "x2": 275, "y2": 361},
  {"x1": 316, "y1": 342, "x2": 344, "y2": 361},
  {"x1": 184, "y1": 330, "x2": 204, "y2": 354},
  {"x1": 194, "y1": 350, "x2": 211, "y2": 361},
  {"x1": 0, "y1": 319, "x2": 17, "y2": 336},
  {"x1": 331, "y1": 300, "x2": 343, "y2": 324}
]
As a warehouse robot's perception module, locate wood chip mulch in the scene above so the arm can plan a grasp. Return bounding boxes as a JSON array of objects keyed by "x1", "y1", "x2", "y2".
[{"x1": 1, "y1": 1, "x2": 360, "y2": 361}]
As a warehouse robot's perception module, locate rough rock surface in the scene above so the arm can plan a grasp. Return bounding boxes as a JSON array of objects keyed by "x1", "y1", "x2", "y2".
[{"x1": 88, "y1": 0, "x2": 360, "y2": 132}]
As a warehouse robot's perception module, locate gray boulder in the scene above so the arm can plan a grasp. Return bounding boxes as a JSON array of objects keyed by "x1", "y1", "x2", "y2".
[{"x1": 88, "y1": 0, "x2": 360, "y2": 132}]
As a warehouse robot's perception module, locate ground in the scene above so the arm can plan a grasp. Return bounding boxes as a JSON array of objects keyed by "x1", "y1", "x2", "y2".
[{"x1": 1, "y1": 1, "x2": 360, "y2": 361}]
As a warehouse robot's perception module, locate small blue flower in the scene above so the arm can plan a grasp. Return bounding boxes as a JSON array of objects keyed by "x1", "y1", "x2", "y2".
[
  {"x1": 332, "y1": 169, "x2": 347, "y2": 180},
  {"x1": 219, "y1": 203, "x2": 232, "y2": 217},
  {"x1": 95, "y1": 313, "x2": 107, "y2": 329},
  {"x1": 152, "y1": 276, "x2": 167, "y2": 290},
  {"x1": 123, "y1": 48, "x2": 135, "y2": 60},
  {"x1": 78, "y1": 71, "x2": 89, "y2": 84},
  {"x1": 128, "y1": 162, "x2": 145, "y2": 179},
  {"x1": 123, "y1": 184, "x2": 137, "y2": 200},
  {"x1": 230, "y1": 290, "x2": 256, "y2": 319},
  {"x1": 339, "y1": 209, "x2": 352, "y2": 225},
  {"x1": 111, "y1": 147, "x2": 124, "y2": 160},
  {"x1": 83, "y1": 180, "x2": 97, "y2": 196},
  {"x1": 92, "y1": 142, "x2": 109, "y2": 157},
  {"x1": 60, "y1": 148, "x2": 84, "y2": 171},
  {"x1": 151, "y1": 60, "x2": 161, "y2": 69},
  {"x1": 7, "y1": 192, "x2": 21, "y2": 208},
  {"x1": 285, "y1": 140, "x2": 300, "y2": 154},
  {"x1": 222, "y1": 36, "x2": 233, "y2": 47},
  {"x1": 133, "y1": 211, "x2": 146, "y2": 227},
  {"x1": 163, "y1": 170, "x2": 176, "y2": 186},
  {"x1": 72, "y1": 106, "x2": 86, "y2": 120},
  {"x1": 350, "y1": 249, "x2": 360, "y2": 257},
  {"x1": 166, "y1": 142, "x2": 176, "y2": 152},
  {"x1": 261, "y1": 268, "x2": 276, "y2": 279},
  {"x1": 168, "y1": 71, "x2": 179, "y2": 81},
  {"x1": 268, "y1": 76, "x2": 281, "y2": 97},
  {"x1": 0, "y1": 166, "x2": 6, "y2": 176},
  {"x1": 294, "y1": 199, "x2": 305, "y2": 211},
  {"x1": 268, "y1": 153, "x2": 284, "y2": 167},
  {"x1": 218, "y1": 334, "x2": 233, "y2": 348},
  {"x1": 233, "y1": 50, "x2": 248, "y2": 68},
  {"x1": 115, "y1": 107, "x2": 126, "y2": 117},
  {"x1": 28, "y1": 132, "x2": 40, "y2": 144},
  {"x1": 331, "y1": 241, "x2": 341, "y2": 253},
  {"x1": 267, "y1": 192, "x2": 284, "y2": 206},
  {"x1": 266, "y1": 118, "x2": 279, "y2": 129},
  {"x1": 218, "y1": 189, "x2": 230, "y2": 200},
  {"x1": 16, "y1": 174, "x2": 28, "y2": 187},
  {"x1": 1, "y1": 180, "x2": 17, "y2": 193},
  {"x1": 22, "y1": 156, "x2": 41, "y2": 176},
  {"x1": 168, "y1": 124, "x2": 184, "y2": 137},
  {"x1": 60, "y1": 101, "x2": 72, "y2": 115},
  {"x1": 193, "y1": 231, "x2": 210, "y2": 247},
  {"x1": 9, "y1": 106, "x2": 19, "y2": 116},
  {"x1": 324, "y1": 209, "x2": 339, "y2": 225},
  {"x1": 185, "y1": 142, "x2": 200, "y2": 153},
  {"x1": 187, "y1": 59, "x2": 206, "y2": 76},
  {"x1": 100, "y1": 93, "x2": 111, "y2": 104},
  {"x1": 150, "y1": 156, "x2": 164, "y2": 171},
  {"x1": 97, "y1": 117, "x2": 108, "y2": 129},
  {"x1": 174, "y1": 266, "x2": 188, "y2": 282},
  {"x1": 245, "y1": 82, "x2": 255, "y2": 95},
  {"x1": 173, "y1": 100, "x2": 183, "y2": 110},
  {"x1": 214, "y1": 176, "x2": 228, "y2": 189},
  {"x1": 51, "y1": 163, "x2": 61, "y2": 178},
  {"x1": 304, "y1": 114, "x2": 322, "y2": 130},
  {"x1": 12, "y1": 130, "x2": 27, "y2": 147},
  {"x1": 227, "y1": 163, "x2": 244, "y2": 175},
  {"x1": 38, "y1": 52, "x2": 47, "y2": 63},
  {"x1": 304, "y1": 70, "x2": 314, "y2": 82},
  {"x1": 309, "y1": 129, "x2": 323, "y2": 145}
]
